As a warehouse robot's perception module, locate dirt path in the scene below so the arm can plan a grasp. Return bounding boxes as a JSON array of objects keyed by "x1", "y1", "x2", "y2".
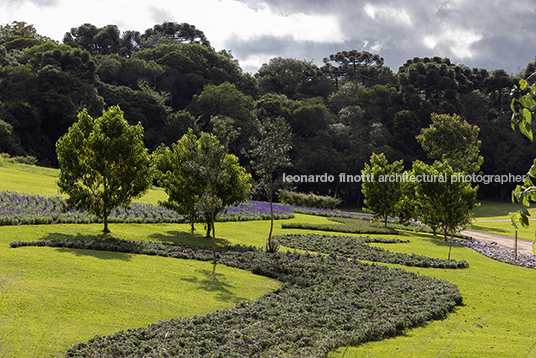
[{"x1": 461, "y1": 229, "x2": 534, "y2": 255}]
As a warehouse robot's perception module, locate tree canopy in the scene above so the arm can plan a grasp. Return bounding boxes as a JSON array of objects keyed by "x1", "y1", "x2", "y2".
[
  {"x1": 416, "y1": 113, "x2": 484, "y2": 174},
  {"x1": 56, "y1": 106, "x2": 152, "y2": 232},
  {"x1": 1, "y1": 20, "x2": 534, "y2": 204}
]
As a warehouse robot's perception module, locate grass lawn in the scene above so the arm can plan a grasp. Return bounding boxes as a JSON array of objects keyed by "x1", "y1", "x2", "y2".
[
  {"x1": 3, "y1": 162, "x2": 536, "y2": 356},
  {"x1": 329, "y1": 230, "x2": 536, "y2": 357},
  {"x1": 0, "y1": 161, "x2": 168, "y2": 204},
  {"x1": 0, "y1": 224, "x2": 281, "y2": 357},
  {"x1": 472, "y1": 199, "x2": 536, "y2": 221},
  {"x1": 468, "y1": 199, "x2": 536, "y2": 242}
]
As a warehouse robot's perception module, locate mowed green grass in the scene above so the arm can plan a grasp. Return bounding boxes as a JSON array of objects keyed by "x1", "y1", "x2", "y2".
[
  {"x1": 468, "y1": 199, "x2": 536, "y2": 242},
  {"x1": 0, "y1": 160, "x2": 168, "y2": 204},
  {"x1": 0, "y1": 224, "x2": 282, "y2": 357},
  {"x1": 0, "y1": 162, "x2": 281, "y2": 356},
  {"x1": 3, "y1": 161, "x2": 536, "y2": 356},
  {"x1": 330, "y1": 230, "x2": 536, "y2": 357}
]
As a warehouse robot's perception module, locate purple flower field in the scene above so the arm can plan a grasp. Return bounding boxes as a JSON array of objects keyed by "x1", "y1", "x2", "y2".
[
  {"x1": 1, "y1": 191, "x2": 372, "y2": 226},
  {"x1": 448, "y1": 237, "x2": 536, "y2": 269}
]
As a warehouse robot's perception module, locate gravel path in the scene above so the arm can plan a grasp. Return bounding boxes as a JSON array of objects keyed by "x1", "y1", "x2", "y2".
[{"x1": 461, "y1": 229, "x2": 534, "y2": 255}]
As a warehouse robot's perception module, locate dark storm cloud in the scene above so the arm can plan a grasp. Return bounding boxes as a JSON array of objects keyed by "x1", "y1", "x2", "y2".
[{"x1": 232, "y1": 0, "x2": 536, "y2": 74}]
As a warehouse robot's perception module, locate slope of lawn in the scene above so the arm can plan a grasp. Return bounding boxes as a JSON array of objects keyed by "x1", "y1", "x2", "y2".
[
  {"x1": 3, "y1": 162, "x2": 536, "y2": 356},
  {"x1": 329, "y1": 230, "x2": 536, "y2": 357},
  {"x1": 468, "y1": 199, "x2": 536, "y2": 242},
  {"x1": 0, "y1": 160, "x2": 168, "y2": 204},
  {"x1": 0, "y1": 224, "x2": 281, "y2": 357}
]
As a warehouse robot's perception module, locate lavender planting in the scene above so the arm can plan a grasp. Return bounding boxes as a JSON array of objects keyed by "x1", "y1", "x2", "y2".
[
  {"x1": 0, "y1": 191, "x2": 298, "y2": 226},
  {"x1": 12, "y1": 236, "x2": 463, "y2": 357},
  {"x1": 448, "y1": 237, "x2": 536, "y2": 269}
]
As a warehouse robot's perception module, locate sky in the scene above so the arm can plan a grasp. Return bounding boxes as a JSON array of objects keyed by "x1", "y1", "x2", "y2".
[{"x1": 1, "y1": 0, "x2": 536, "y2": 75}]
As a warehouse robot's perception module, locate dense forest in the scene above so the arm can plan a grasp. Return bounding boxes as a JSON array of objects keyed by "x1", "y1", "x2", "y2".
[{"x1": 1, "y1": 20, "x2": 535, "y2": 203}]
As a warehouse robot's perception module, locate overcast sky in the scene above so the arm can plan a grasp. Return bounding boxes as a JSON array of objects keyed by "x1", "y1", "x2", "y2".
[{"x1": 1, "y1": 0, "x2": 535, "y2": 75}]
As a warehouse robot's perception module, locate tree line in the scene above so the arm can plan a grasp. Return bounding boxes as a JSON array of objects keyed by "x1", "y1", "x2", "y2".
[{"x1": 1, "y1": 20, "x2": 536, "y2": 203}]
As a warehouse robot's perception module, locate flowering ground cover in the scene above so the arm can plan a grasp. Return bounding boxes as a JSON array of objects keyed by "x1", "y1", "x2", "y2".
[
  {"x1": 276, "y1": 233, "x2": 469, "y2": 269},
  {"x1": 12, "y1": 236, "x2": 463, "y2": 357},
  {"x1": 448, "y1": 237, "x2": 536, "y2": 269},
  {"x1": 0, "y1": 191, "x2": 295, "y2": 226}
]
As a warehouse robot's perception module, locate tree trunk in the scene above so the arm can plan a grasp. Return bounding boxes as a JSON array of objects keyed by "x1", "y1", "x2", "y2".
[
  {"x1": 103, "y1": 214, "x2": 109, "y2": 233},
  {"x1": 211, "y1": 193, "x2": 216, "y2": 263},
  {"x1": 267, "y1": 176, "x2": 274, "y2": 251},
  {"x1": 445, "y1": 229, "x2": 452, "y2": 260}
]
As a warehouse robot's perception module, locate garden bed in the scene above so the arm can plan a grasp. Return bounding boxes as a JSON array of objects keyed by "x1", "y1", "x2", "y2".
[{"x1": 12, "y1": 236, "x2": 463, "y2": 357}]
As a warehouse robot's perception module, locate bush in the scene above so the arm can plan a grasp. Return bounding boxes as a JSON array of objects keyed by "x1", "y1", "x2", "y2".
[
  {"x1": 12, "y1": 155, "x2": 37, "y2": 165},
  {"x1": 276, "y1": 233, "x2": 469, "y2": 269},
  {"x1": 278, "y1": 190, "x2": 341, "y2": 209}
]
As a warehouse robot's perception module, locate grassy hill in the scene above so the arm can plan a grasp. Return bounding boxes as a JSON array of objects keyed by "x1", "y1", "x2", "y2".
[{"x1": 2, "y1": 161, "x2": 536, "y2": 356}]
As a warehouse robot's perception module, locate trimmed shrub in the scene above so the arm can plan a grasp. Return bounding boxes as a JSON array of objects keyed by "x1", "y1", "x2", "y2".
[{"x1": 278, "y1": 190, "x2": 341, "y2": 209}]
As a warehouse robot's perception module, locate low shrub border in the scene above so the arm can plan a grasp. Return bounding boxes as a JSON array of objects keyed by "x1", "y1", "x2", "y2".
[
  {"x1": 276, "y1": 234, "x2": 469, "y2": 269},
  {"x1": 12, "y1": 236, "x2": 463, "y2": 357},
  {"x1": 281, "y1": 221, "x2": 399, "y2": 235}
]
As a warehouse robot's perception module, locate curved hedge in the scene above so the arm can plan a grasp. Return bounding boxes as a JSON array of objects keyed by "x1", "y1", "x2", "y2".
[
  {"x1": 276, "y1": 234, "x2": 469, "y2": 269},
  {"x1": 12, "y1": 236, "x2": 463, "y2": 357}
]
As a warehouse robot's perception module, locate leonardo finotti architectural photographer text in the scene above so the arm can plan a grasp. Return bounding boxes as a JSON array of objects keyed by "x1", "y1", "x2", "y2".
[{"x1": 282, "y1": 173, "x2": 526, "y2": 185}]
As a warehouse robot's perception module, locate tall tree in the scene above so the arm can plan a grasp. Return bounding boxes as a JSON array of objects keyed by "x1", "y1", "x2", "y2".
[
  {"x1": 152, "y1": 129, "x2": 204, "y2": 233},
  {"x1": 361, "y1": 152, "x2": 404, "y2": 226},
  {"x1": 255, "y1": 57, "x2": 334, "y2": 99},
  {"x1": 56, "y1": 106, "x2": 152, "y2": 232},
  {"x1": 155, "y1": 116, "x2": 251, "y2": 261},
  {"x1": 417, "y1": 113, "x2": 483, "y2": 174},
  {"x1": 64, "y1": 23, "x2": 139, "y2": 57},
  {"x1": 186, "y1": 118, "x2": 251, "y2": 262},
  {"x1": 322, "y1": 50, "x2": 384, "y2": 88},
  {"x1": 0, "y1": 21, "x2": 49, "y2": 50},
  {"x1": 245, "y1": 116, "x2": 293, "y2": 252},
  {"x1": 412, "y1": 160, "x2": 479, "y2": 245},
  {"x1": 140, "y1": 22, "x2": 210, "y2": 48}
]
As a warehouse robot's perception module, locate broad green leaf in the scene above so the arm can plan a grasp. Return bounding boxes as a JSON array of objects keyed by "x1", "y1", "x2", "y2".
[
  {"x1": 521, "y1": 214, "x2": 530, "y2": 228},
  {"x1": 520, "y1": 116, "x2": 533, "y2": 140},
  {"x1": 519, "y1": 95, "x2": 536, "y2": 109},
  {"x1": 522, "y1": 107, "x2": 532, "y2": 124},
  {"x1": 520, "y1": 79, "x2": 528, "y2": 90},
  {"x1": 511, "y1": 212, "x2": 520, "y2": 229},
  {"x1": 511, "y1": 98, "x2": 518, "y2": 113}
]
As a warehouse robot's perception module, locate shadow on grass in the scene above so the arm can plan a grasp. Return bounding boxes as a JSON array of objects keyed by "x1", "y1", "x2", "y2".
[
  {"x1": 469, "y1": 225, "x2": 509, "y2": 234},
  {"x1": 398, "y1": 230, "x2": 455, "y2": 248},
  {"x1": 149, "y1": 230, "x2": 232, "y2": 247},
  {"x1": 41, "y1": 232, "x2": 134, "y2": 261},
  {"x1": 182, "y1": 263, "x2": 249, "y2": 304}
]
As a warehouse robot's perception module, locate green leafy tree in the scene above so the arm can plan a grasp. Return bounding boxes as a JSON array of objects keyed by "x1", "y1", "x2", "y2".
[
  {"x1": 361, "y1": 153, "x2": 404, "y2": 226},
  {"x1": 416, "y1": 113, "x2": 483, "y2": 174},
  {"x1": 187, "y1": 132, "x2": 251, "y2": 261},
  {"x1": 510, "y1": 78, "x2": 536, "y2": 230},
  {"x1": 255, "y1": 57, "x2": 334, "y2": 99},
  {"x1": 0, "y1": 21, "x2": 49, "y2": 50},
  {"x1": 187, "y1": 82, "x2": 257, "y2": 152},
  {"x1": 155, "y1": 116, "x2": 251, "y2": 262},
  {"x1": 245, "y1": 116, "x2": 293, "y2": 252},
  {"x1": 412, "y1": 160, "x2": 479, "y2": 243},
  {"x1": 322, "y1": 50, "x2": 385, "y2": 88},
  {"x1": 56, "y1": 106, "x2": 152, "y2": 233},
  {"x1": 140, "y1": 21, "x2": 210, "y2": 48},
  {"x1": 152, "y1": 129, "x2": 203, "y2": 233}
]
